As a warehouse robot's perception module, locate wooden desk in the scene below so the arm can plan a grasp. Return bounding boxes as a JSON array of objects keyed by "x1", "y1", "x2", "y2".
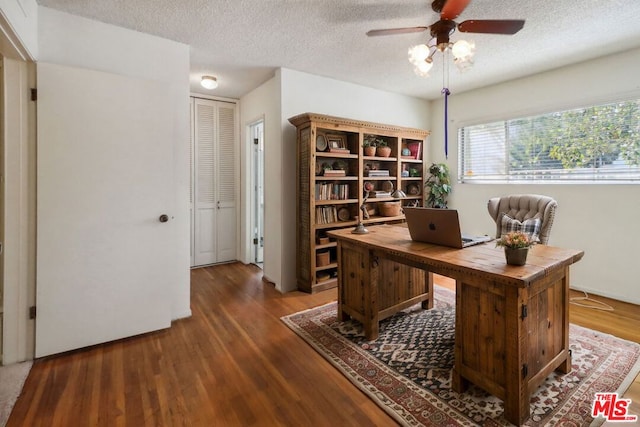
[{"x1": 328, "y1": 224, "x2": 584, "y2": 425}]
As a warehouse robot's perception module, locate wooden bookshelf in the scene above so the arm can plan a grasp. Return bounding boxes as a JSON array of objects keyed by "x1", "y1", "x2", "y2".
[{"x1": 288, "y1": 113, "x2": 430, "y2": 293}]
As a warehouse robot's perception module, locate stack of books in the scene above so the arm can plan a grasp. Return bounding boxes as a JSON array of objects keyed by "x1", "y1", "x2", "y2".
[
  {"x1": 328, "y1": 147, "x2": 350, "y2": 154},
  {"x1": 365, "y1": 170, "x2": 389, "y2": 177},
  {"x1": 370, "y1": 191, "x2": 391, "y2": 198},
  {"x1": 323, "y1": 169, "x2": 346, "y2": 177}
]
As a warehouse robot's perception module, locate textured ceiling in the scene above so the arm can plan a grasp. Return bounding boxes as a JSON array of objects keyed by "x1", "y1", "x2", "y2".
[{"x1": 36, "y1": 0, "x2": 640, "y2": 100}]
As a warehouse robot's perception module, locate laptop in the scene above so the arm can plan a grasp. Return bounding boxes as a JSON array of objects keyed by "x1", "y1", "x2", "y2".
[{"x1": 403, "y1": 207, "x2": 492, "y2": 249}]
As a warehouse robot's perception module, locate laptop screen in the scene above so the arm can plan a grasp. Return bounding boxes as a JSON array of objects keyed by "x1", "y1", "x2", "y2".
[{"x1": 403, "y1": 207, "x2": 466, "y2": 248}]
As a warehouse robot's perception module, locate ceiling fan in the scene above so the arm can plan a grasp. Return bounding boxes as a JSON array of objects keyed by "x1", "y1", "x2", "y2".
[
  {"x1": 366, "y1": 0, "x2": 524, "y2": 49},
  {"x1": 367, "y1": 0, "x2": 524, "y2": 159}
]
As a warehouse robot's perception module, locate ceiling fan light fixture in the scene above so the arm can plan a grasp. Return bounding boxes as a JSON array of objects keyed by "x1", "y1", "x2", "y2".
[
  {"x1": 201, "y1": 75, "x2": 218, "y2": 90},
  {"x1": 413, "y1": 59, "x2": 434, "y2": 77},
  {"x1": 408, "y1": 44, "x2": 430, "y2": 65},
  {"x1": 454, "y1": 56, "x2": 474, "y2": 72},
  {"x1": 451, "y1": 39, "x2": 475, "y2": 61}
]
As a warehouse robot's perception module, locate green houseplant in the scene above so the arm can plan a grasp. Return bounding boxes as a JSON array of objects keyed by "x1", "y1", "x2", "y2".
[
  {"x1": 363, "y1": 135, "x2": 390, "y2": 157},
  {"x1": 375, "y1": 140, "x2": 392, "y2": 157},
  {"x1": 362, "y1": 135, "x2": 379, "y2": 156},
  {"x1": 424, "y1": 163, "x2": 451, "y2": 208}
]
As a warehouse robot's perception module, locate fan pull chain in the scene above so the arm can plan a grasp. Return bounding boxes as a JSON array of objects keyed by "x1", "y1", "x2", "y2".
[
  {"x1": 442, "y1": 50, "x2": 450, "y2": 159},
  {"x1": 442, "y1": 87, "x2": 450, "y2": 159}
]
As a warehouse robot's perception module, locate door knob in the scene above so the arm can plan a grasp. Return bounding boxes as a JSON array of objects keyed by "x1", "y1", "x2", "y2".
[{"x1": 159, "y1": 214, "x2": 169, "y2": 223}]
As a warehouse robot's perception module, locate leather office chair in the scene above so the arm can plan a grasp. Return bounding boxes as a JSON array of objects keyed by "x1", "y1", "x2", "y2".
[{"x1": 487, "y1": 194, "x2": 558, "y2": 245}]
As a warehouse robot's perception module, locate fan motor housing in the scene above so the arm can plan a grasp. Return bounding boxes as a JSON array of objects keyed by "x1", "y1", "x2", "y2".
[{"x1": 430, "y1": 20, "x2": 457, "y2": 47}]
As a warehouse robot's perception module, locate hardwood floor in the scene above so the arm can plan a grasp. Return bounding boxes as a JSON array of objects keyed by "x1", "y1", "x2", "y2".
[{"x1": 8, "y1": 263, "x2": 640, "y2": 426}]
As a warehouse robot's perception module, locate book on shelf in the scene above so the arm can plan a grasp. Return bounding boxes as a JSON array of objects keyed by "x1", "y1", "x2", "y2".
[
  {"x1": 370, "y1": 191, "x2": 391, "y2": 198},
  {"x1": 328, "y1": 148, "x2": 350, "y2": 154},
  {"x1": 364, "y1": 170, "x2": 390, "y2": 177},
  {"x1": 315, "y1": 206, "x2": 337, "y2": 224},
  {"x1": 323, "y1": 169, "x2": 346, "y2": 177},
  {"x1": 315, "y1": 183, "x2": 350, "y2": 200}
]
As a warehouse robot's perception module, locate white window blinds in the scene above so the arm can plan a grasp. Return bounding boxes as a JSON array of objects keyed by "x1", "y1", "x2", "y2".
[{"x1": 458, "y1": 99, "x2": 640, "y2": 183}]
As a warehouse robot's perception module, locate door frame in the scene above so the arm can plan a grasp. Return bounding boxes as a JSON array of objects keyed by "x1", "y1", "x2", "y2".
[
  {"x1": 249, "y1": 119, "x2": 265, "y2": 265},
  {"x1": 189, "y1": 96, "x2": 239, "y2": 267},
  {"x1": 0, "y1": 22, "x2": 37, "y2": 364}
]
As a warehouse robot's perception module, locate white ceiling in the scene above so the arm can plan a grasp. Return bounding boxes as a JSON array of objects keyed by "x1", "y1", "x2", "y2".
[{"x1": 36, "y1": 0, "x2": 640, "y2": 100}]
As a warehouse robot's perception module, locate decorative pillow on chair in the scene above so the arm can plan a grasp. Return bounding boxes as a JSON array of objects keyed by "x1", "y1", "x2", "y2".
[{"x1": 500, "y1": 214, "x2": 541, "y2": 243}]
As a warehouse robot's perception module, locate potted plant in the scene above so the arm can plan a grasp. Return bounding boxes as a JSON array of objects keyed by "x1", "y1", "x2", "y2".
[
  {"x1": 495, "y1": 231, "x2": 535, "y2": 266},
  {"x1": 376, "y1": 140, "x2": 392, "y2": 157},
  {"x1": 424, "y1": 163, "x2": 451, "y2": 208},
  {"x1": 363, "y1": 135, "x2": 382, "y2": 156},
  {"x1": 362, "y1": 140, "x2": 377, "y2": 156}
]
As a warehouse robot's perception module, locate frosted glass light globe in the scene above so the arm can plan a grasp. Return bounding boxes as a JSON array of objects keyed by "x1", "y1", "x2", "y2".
[
  {"x1": 408, "y1": 44, "x2": 430, "y2": 65},
  {"x1": 413, "y1": 60, "x2": 433, "y2": 77},
  {"x1": 451, "y1": 40, "x2": 475, "y2": 61},
  {"x1": 201, "y1": 76, "x2": 218, "y2": 90}
]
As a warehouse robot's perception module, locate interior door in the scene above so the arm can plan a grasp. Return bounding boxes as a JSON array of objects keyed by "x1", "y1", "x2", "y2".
[
  {"x1": 192, "y1": 99, "x2": 237, "y2": 266},
  {"x1": 193, "y1": 99, "x2": 218, "y2": 266},
  {"x1": 214, "y1": 103, "x2": 237, "y2": 262},
  {"x1": 35, "y1": 63, "x2": 175, "y2": 357}
]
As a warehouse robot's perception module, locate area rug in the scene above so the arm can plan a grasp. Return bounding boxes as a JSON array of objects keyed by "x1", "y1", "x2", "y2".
[
  {"x1": 0, "y1": 361, "x2": 32, "y2": 427},
  {"x1": 282, "y1": 286, "x2": 640, "y2": 426}
]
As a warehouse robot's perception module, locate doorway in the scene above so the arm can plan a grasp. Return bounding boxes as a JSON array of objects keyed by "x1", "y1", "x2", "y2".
[
  {"x1": 249, "y1": 120, "x2": 264, "y2": 266},
  {"x1": 0, "y1": 57, "x2": 4, "y2": 362}
]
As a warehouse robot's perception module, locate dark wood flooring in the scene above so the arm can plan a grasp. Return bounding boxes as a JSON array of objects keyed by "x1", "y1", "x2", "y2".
[{"x1": 7, "y1": 262, "x2": 640, "y2": 426}]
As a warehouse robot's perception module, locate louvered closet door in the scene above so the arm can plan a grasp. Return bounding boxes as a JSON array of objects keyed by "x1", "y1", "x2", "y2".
[
  {"x1": 192, "y1": 98, "x2": 237, "y2": 266},
  {"x1": 215, "y1": 103, "x2": 238, "y2": 261}
]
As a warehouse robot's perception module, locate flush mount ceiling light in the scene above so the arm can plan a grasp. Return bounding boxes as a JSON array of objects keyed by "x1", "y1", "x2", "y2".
[{"x1": 200, "y1": 76, "x2": 218, "y2": 90}]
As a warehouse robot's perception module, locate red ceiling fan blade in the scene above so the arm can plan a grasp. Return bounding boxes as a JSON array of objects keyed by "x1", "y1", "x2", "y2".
[
  {"x1": 458, "y1": 19, "x2": 525, "y2": 34},
  {"x1": 366, "y1": 27, "x2": 429, "y2": 37},
  {"x1": 440, "y1": 0, "x2": 472, "y2": 20}
]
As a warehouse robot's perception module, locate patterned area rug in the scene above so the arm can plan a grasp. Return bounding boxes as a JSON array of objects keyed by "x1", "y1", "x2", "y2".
[{"x1": 282, "y1": 286, "x2": 640, "y2": 426}]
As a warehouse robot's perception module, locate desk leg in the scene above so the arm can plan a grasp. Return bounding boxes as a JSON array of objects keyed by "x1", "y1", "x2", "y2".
[
  {"x1": 503, "y1": 393, "x2": 529, "y2": 426},
  {"x1": 556, "y1": 267, "x2": 572, "y2": 374},
  {"x1": 336, "y1": 242, "x2": 349, "y2": 322},
  {"x1": 422, "y1": 272, "x2": 434, "y2": 310},
  {"x1": 363, "y1": 251, "x2": 379, "y2": 340},
  {"x1": 504, "y1": 287, "x2": 529, "y2": 425},
  {"x1": 556, "y1": 352, "x2": 572, "y2": 374},
  {"x1": 451, "y1": 279, "x2": 468, "y2": 393}
]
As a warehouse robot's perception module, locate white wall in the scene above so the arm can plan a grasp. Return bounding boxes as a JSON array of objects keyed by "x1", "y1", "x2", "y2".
[
  {"x1": 239, "y1": 73, "x2": 281, "y2": 286},
  {"x1": 38, "y1": 7, "x2": 191, "y2": 319},
  {"x1": 429, "y1": 47, "x2": 640, "y2": 304},
  {"x1": 240, "y1": 68, "x2": 431, "y2": 292}
]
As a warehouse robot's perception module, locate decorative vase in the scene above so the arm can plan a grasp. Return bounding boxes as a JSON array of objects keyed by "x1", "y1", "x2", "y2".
[
  {"x1": 376, "y1": 146, "x2": 392, "y2": 157},
  {"x1": 504, "y1": 247, "x2": 529, "y2": 266},
  {"x1": 364, "y1": 146, "x2": 376, "y2": 156}
]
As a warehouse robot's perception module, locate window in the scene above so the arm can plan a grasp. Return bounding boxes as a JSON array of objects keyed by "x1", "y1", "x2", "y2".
[{"x1": 458, "y1": 99, "x2": 640, "y2": 183}]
